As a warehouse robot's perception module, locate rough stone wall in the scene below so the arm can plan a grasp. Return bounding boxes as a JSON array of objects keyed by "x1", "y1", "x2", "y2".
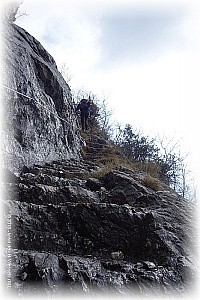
[{"x1": 2, "y1": 23, "x2": 81, "y2": 172}]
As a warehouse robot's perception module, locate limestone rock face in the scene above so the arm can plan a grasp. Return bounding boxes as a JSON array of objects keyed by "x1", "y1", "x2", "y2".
[
  {"x1": 2, "y1": 21, "x2": 196, "y2": 297},
  {"x1": 2, "y1": 23, "x2": 81, "y2": 172},
  {"x1": 5, "y1": 161, "x2": 196, "y2": 295}
]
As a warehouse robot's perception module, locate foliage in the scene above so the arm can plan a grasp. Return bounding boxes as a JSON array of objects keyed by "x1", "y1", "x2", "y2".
[
  {"x1": 71, "y1": 88, "x2": 192, "y2": 199},
  {"x1": 114, "y1": 124, "x2": 160, "y2": 162},
  {"x1": 112, "y1": 123, "x2": 190, "y2": 198}
]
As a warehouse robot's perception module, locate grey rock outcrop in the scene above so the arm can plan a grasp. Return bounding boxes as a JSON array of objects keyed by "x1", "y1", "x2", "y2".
[
  {"x1": 4, "y1": 161, "x2": 196, "y2": 295},
  {"x1": 2, "y1": 22, "x2": 81, "y2": 172}
]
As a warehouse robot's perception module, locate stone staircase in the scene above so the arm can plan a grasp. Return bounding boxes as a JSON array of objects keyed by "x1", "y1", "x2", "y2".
[
  {"x1": 3, "y1": 149, "x2": 196, "y2": 295},
  {"x1": 82, "y1": 133, "x2": 121, "y2": 163}
]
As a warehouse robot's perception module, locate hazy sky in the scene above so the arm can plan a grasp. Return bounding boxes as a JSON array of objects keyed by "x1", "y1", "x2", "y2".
[{"x1": 14, "y1": 0, "x2": 200, "y2": 198}]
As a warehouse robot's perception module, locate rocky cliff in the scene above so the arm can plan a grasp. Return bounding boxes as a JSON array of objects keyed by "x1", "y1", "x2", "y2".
[
  {"x1": 5, "y1": 157, "x2": 196, "y2": 296},
  {"x1": 2, "y1": 22, "x2": 81, "y2": 172},
  {"x1": 3, "y1": 22, "x2": 197, "y2": 297}
]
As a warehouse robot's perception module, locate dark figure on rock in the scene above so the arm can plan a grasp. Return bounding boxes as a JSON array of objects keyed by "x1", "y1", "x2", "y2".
[{"x1": 76, "y1": 98, "x2": 92, "y2": 131}]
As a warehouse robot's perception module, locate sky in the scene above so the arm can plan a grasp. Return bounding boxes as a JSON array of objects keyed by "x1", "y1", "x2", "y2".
[{"x1": 9, "y1": 0, "x2": 200, "y2": 199}]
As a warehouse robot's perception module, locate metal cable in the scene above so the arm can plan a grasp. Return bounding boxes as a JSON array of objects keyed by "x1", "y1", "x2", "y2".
[{"x1": 1, "y1": 84, "x2": 79, "y2": 129}]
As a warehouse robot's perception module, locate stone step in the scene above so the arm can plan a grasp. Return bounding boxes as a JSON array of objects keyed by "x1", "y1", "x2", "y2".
[
  {"x1": 11, "y1": 248, "x2": 177, "y2": 295},
  {"x1": 6, "y1": 199, "x2": 152, "y2": 259}
]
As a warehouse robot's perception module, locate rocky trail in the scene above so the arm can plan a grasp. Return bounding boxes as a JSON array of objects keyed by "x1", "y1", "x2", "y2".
[
  {"x1": 4, "y1": 140, "x2": 196, "y2": 295},
  {"x1": 2, "y1": 18, "x2": 197, "y2": 297}
]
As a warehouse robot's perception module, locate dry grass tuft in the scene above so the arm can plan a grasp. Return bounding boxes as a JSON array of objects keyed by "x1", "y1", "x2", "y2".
[
  {"x1": 79, "y1": 129, "x2": 164, "y2": 187},
  {"x1": 133, "y1": 161, "x2": 161, "y2": 179},
  {"x1": 139, "y1": 174, "x2": 163, "y2": 191}
]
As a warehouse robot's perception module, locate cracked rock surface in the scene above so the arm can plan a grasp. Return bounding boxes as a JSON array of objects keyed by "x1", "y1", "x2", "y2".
[
  {"x1": 2, "y1": 20, "x2": 196, "y2": 297},
  {"x1": 4, "y1": 160, "x2": 196, "y2": 295},
  {"x1": 2, "y1": 22, "x2": 81, "y2": 171}
]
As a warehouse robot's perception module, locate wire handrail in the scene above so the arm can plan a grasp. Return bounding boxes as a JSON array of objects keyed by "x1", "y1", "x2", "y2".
[{"x1": 1, "y1": 84, "x2": 79, "y2": 129}]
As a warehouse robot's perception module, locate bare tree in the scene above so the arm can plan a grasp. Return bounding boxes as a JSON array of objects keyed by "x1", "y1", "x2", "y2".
[
  {"x1": 2, "y1": 1, "x2": 24, "y2": 22},
  {"x1": 156, "y1": 137, "x2": 192, "y2": 198},
  {"x1": 59, "y1": 63, "x2": 73, "y2": 85},
  {"x1": 72, "y1": 88, "x2": 112, "y2": 137}
]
